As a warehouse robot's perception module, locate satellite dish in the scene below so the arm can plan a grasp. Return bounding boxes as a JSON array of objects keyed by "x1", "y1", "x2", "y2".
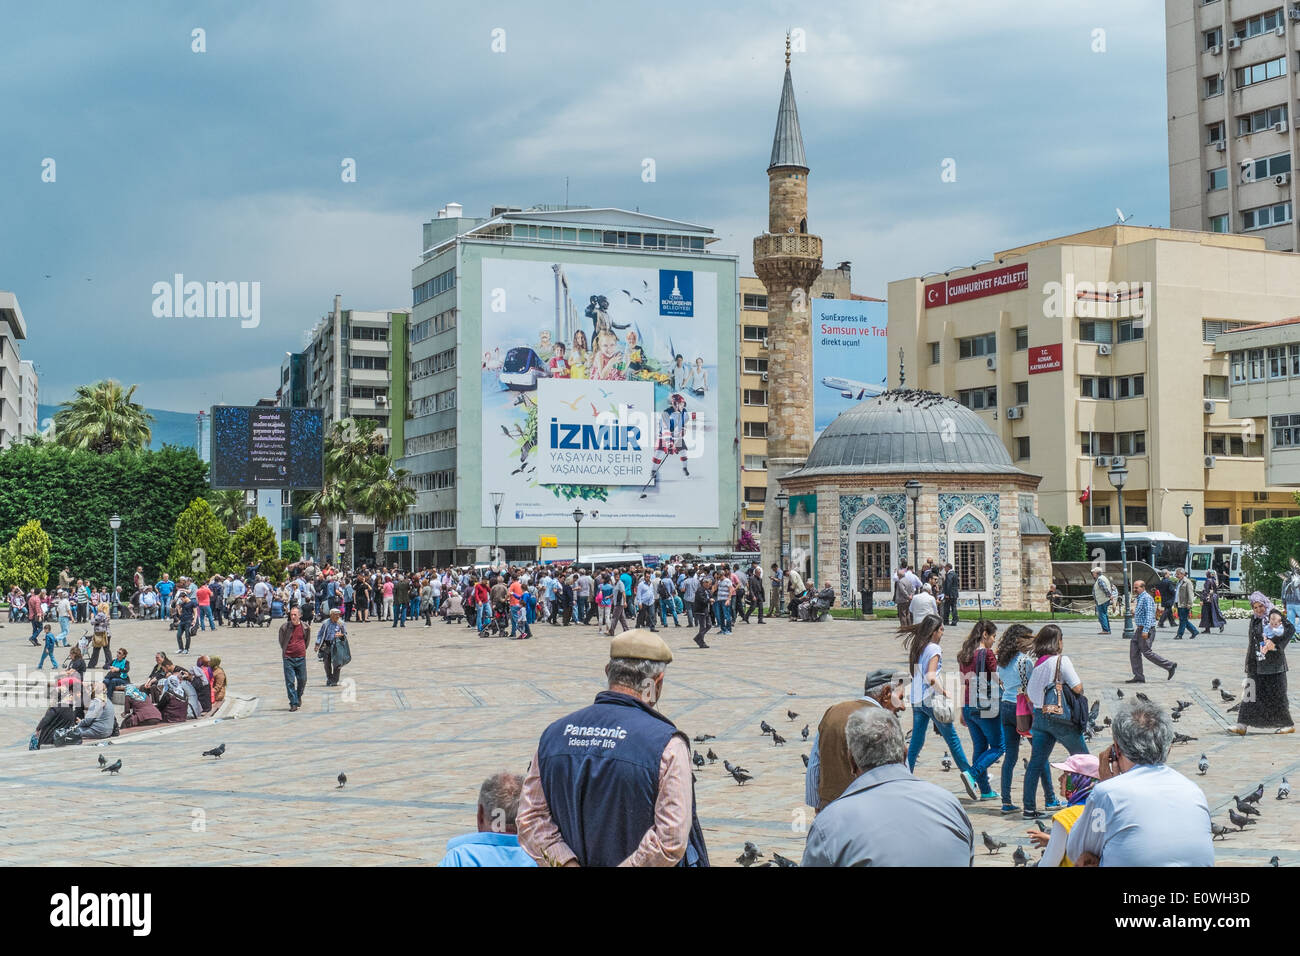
[{"x1": 1115, "y1": 207, "x2": 1131, "y2": 224}]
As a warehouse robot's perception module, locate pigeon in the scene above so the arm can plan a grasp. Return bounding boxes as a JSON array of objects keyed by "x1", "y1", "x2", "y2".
[
  {"x1": 337, "y1": 772, "x2": 347, "y2": 789},
  {"x1": 1035, "y1": 820, "x2": 1048, "y2": 833},
  {"x1": 1022, "y1": 757, "x2": 1029, "y2": 771},
  {"x1": 981, "y1": 831, "x2": 1006, "y2": 854},
  {"x1": 202, "y1": 743, "x2": 226, "y2": 758},
  {"x1": 770, "y1": 852, "x2": 799, "y2": 867},
  {"x1": 1088, "y1": 699, "x2": 1100, "y2": 722},
  {"x1": 100, "y1": 759, "x2": 121, "y2": 774},
  {"x1": 1278, "y1": 777, "x2": 1291, "y2": 800},
  {"x1": 787, "y1": 690, "x2": 797, "y2": 696},
  {"x1": 723, "y1": 759, "x2": 749, "y2": 776},
  {"x1": 1210, "y1": 822, "x2": 1232, "y2": 840},
  {"x1": 1012, "y1": 846, "x2": 1028, "y2": 866},
  {"x1": 706, "y1": 748, "x2": 718, "y2": 763},
  {"x1": 1227, "y1": 703, "x2": 1240, "y2": 713},
  {"x1": 1135, "y1": 692, "x2": 1150, "y2": 703},
  {"x1": 1171, "y1": 710, "x2": 1182, "y2": 721},
  {"x1": 1197, "y1": 754, "x2": 1209, "y2": 775},
  {"x1": 693, "y1": 734, "x2": 715, "y2": 742},
  {"x1": 693, "y1": 751, "x2": 705, "y2": 769},
  {"x1": 1245, "y1": 783, "x2": 1264, "y2": 805},
  {"x1": 1270, "y1": 856, "x2": 1280, "y2": 867},
  {"x1": 801, "y1": 724, "x2": 810, "y2": 740},
  {"x1": 771, "y1": 732, "x2": 787, "y2": 746},
  {"x1": 1212, "y1": 678, "x2": 1222, "y2": 690},
  {"x1": 787, "y1": 710, "x2": 799, "y2": 721},
  {"x1": 1233, "y1": 796, "x2": 1260, "y2": 817},
  {"x1": 1172, "y1": 733, "x2": 1197, "y2": 745},
  {"x1": 1221, "y1": 689, "x2": 1236, "y2": 702},
  {"x1": 736, "y1": 842, "x2": 763, "y2": 867},
  {"x1": 1103, "y1": 716, "x2": 1112, "y2": 727},
  {"x1": 1229, "y1": 809, "x2": 1256, "y2": 829},
  {"x1": 760, "y1": 720, "x2": 774, "y2": 735},
  {"x1": 941, "y1": 752, "x2": 953, "y2": 772},
  {"x1": 97, "y1": 754, "x2": 106, "y2": 767},
  {"x1": 1175, "y1": 699, "x2": 1193, "y2": 711},
  {"x1": 730, "y1": 767, "x2": 753, "y2": 786},
  {"x1": 1116, "y1": 689, "x2": 1124, "y2": 699},
  {"x1": 801, "y1": 753, "x2": 809, "y2": 768}
]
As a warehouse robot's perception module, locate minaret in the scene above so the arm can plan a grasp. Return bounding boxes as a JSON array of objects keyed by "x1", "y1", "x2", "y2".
[{"x1": 756, "y1": 36, "x2": 822, "y2": 576}]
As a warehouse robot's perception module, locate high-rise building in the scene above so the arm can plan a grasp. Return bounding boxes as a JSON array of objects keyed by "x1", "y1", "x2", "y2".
[
  {"x1": 0, "y1": 292, "x2": 29, "y2": 449},
  {"x1": 195, "y1": 410, "x2": 211, "y2": 463},
  {"x1": 18, "y1": 359, "x2": 38, "y2": 439},
  {"x1": 1167, "y1": 0, "x2": 1300, "y2": 249}
]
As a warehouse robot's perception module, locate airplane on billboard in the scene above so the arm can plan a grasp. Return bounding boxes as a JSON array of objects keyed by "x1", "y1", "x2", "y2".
[{"x1": 821, "y1": 376, "x2": 886, "y2": 400}]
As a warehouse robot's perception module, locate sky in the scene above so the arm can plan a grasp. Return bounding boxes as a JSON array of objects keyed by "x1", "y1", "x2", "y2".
[{"x1": 1, "y1": 0, "x2": 1168, "y2": 412}]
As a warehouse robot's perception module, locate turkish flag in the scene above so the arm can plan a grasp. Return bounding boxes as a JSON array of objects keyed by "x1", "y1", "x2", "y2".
[{"x1": 1079, "y1": 486, "x2": 1090, "y2": 503}]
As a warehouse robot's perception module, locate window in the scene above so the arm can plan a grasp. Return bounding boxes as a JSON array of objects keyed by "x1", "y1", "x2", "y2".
[
  {"x1": 742, "y1": 325, "x2": 766, "y2": 342},
  {"x1": 1208, "y1": 166, "x2": 1227, "y2": 190},
  {"x1": 412, "y1": 267, "x2": 455, "y2": 306},
  {"x1": 350, "y1": 385, "x2": 388, "y2": 400},
  {"x1": 1117, "y1": 319, "x2": 1144, "y2": 342},
  {"x1": 957, "y1": 386, "x2": 998, "y2": 410},
  {"x1": 1205, "y1": 74, "x2": 1225, "y2": 98},
  {"x1": 743, "y1": 389, "x2": 768, "y2": 406},
  {"x1": 1015, "y1": 437, "x2": 1031, "y2": 460},
  {"x1": 1080, "y1": 376, "x2": 1113, "y2": 399},
  {"x1": 1205, "y1": 507, "x2": 1231, "y2": 525},
  {"x1": 742, "y1": 293, "x2": 768, "y2": 311},
  {"x1": 1116, "y1": 430, "x2": 1146, "y2": 455},
  {"x1": 1079, "y1": 320, "x2": 1113, "y2": 343},
  {"x1": 1291, "y1": 344, "x2": 1300, "y2": 376},
  {"x1": 1014, "y1": 381, "x2": 1029, "y2": 404},
  {"x1": 1014, "y1": 327, "x2": 1029, "y2": 351},
  {"x1": 743, "y1": 454, "x2": 767, "y2": 471},
  {"x1": 1125, "y1": 505, "x2": 1149, "y2": 525},
  {"x1": 436, "y1": 387, "x2": 456, "y2": 411},
  {"x1": 1230, "y1": 351, "x2": 1246, "y2": 383},
  {"x1": 350, "y1": 355, "x2": 388, "y2": 371},
  {"x1": 856, "y1": 540, "x2": 893, "y2": 595},
  {"x1": 743, "y1": 486, "x2": 767, "y2": 502},
  {"x1": 929, "y1": 342, "x2": 941, "y2": 364},
  {"x1": 1246, "y1": 152, "x2": 1292, "y2": 181},
  {"x1": 1087, "y1": 505, "x2": 1112, "y2": 526},
  {"x1": 1235, "y1": 56, "x2": 1286, "y2": 89},
  {"x1": 1204, "y1": 374, "x2": 1229, "y2": 398},
  {"x1": 1205, "y1": 319, "x2": 1246, "y2": 342},
  {"x1": 957, "y1": 333, "x2": 996, "y2": 359},
  {"x1": 1081, "y1": 432, "x2": 1115, "y2": 456},
  {"x1": 1273, "y1": 413, "x2": 1300, "y2": 447},
  {"x1": 1234, "y1": 9, "x2": 1283, "y2": 39},
  {"x1": 955, "y1": 541, "x2": 986, "y2": 592},
  {"x1": 1249, "y1": 348, "x2": 1267, "y2": 380},
  {"x1": 350, "y1": 326, "x2": 388, "y2": 341},
  {"x1": 1208, "y1": 121, "x2": 1225, "y2": 144},
  {"x1": 1209, "y1": 214, "x2": 1229, "y2": 233},
  {"x1": 743, "y1": 357, "x2": 769, "y2": 374},
  {"x1": 1208, "y1": 432, "x2": 1264, "y2": 456},
  {"x1": 1238, "y1": 105, "x2": 1288, "y2": 136},
  {"x1": 1116, "y1": 374, "x2": 1145, "y2": 399},
  {"x1": 1244, "y1": 201, "x2": 1293, "y2": 230},
  {"x1": 1205, "y1": 27, "x2": 1223, "y2": 50},
  {"x1": 407, "y1": 468, "x2": 456, "y2": 492},
  {"x1": 410, "y1": 308, "x2": 455, "y2": 344},
  {"x1": 743, "y1": 421, "x2": 767, "y2": 438},
  {"x1": 411, "y1": 348, "x2": 456, "y2": 381},
  {"x1": 404, "y1": 427, "x2": 456, "y2": 456},
  {"x1": 1269, "y1": 346, "x2": 1289, "y2": 378}
]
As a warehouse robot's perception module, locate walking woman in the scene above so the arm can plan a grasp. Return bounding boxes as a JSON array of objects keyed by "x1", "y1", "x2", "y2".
[
  {"x1": 901, "y1": 614, "x2": 979, "y2": 800},
  {"x1": 1233, "y1": 592, "x2": 1295, "y2": 735},
  {"x1": 354, "y1": 573, "x2": 371, "y2": 623},
  {"x1": 1026, "y1": 753, "x2": 1100, "y2": 867},
  {"x1": 994, "y1": 624, "x2": 1057, "y2": 814},
  {"x1": 956, "y1": 619, "x2": 1003, "y2": 802},
  {"x1": 1022, "y1": 624, "x2": 1085, "y2": 819},
  {"x1": 1199, "y1": 570, "x2": 1226, "y2": 633}
]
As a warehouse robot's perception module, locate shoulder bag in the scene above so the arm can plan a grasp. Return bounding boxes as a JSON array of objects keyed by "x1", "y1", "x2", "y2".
[
  {"x1": 930, "y1": 692, "x2": 955, "y2": 724},
  {"x1": 1015, "y1": 656, "x2": 1034, "y2": 737},
  {"x1": 1041, "y1": 655, "x2": 1072, "y2": 721},
  {"x1": 331, "y1": 634, "x2": 352, "y2": 667}
]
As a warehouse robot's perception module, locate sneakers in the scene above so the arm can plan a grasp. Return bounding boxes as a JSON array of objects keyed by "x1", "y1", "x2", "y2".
[
  {"x1": 1000, "y1": 803, "x2": 1020, "y2": 814},
  {"x1": 1022, "y1": 809, "x2": 1045, "y2": 819},
  {"x1": 1276, "y1": 726, "x2": 1295, "y2": 734},
  {"x1": 979, "y1": 791, "x2": 999, "y2": 801},
  {"x1": 1124, "y1": 677, "x2": 1145, "y2": 684},
  {"x1": 959, "y1": 770, "x2": 978, "y2": 800},
  {"x1": 1044, "y1": 799, "x2": 1065, "y2": 810},
  {"x1": 694, "y1": 637, "x2": 709, "y2": 649},
  {"x1": 1167, "y1": 662, "x2": 1178, "y2": 681}
]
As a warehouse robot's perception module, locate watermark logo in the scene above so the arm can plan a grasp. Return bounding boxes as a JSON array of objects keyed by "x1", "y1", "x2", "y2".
[
  {"x1": 940, "y1": 158, "x2": 956, "y2": 183},
  {"x1": 50, "y1": 886, "x2": 151, "y2": 936},
  {"x1": 151, "y1": 274, "x2": 260, "y2": 328},
  {"x1": 1042, "y1": 275, "x2": 1151, "y2": 326},
  {"x1": 42, "y1": 158, "x2": 56, "y2": 183}
]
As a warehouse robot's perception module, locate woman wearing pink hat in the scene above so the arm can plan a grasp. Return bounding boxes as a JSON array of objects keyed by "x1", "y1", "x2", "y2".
[{"x1": 1026, "y1": 753, "x2": 1100, "y2": 867}]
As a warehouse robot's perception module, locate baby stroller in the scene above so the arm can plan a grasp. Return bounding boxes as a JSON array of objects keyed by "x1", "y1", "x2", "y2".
[{"x1": 480, "y1": 601, "x2": 511, "y2": 637}]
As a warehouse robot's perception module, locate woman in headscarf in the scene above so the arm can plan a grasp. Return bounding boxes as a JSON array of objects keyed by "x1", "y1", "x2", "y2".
[
  {"x1": 1233, "y1": 591, "x2": 1295, "y2": 735},
  {"x1": 1026, "y1": 753, "x2": 1100, "y2": 866},
  {"x1": 1199, "y1": 570, "x2": 1226, "y2": 633}
]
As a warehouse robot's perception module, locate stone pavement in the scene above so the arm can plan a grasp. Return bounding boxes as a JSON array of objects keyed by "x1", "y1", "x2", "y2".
[{"x1": 0, "y1": 610, "x2": 1294, "y2": 866}]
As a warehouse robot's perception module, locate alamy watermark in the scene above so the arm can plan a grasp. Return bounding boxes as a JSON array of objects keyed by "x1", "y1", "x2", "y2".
[{"x1": 151, "y1": 274, "x2": 260, "y2": 328}]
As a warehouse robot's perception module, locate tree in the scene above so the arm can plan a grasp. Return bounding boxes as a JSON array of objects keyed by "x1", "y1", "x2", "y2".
[
  {"x1": 230, "y1": 515, "x2": 284, "y2": 582},
  {"x1": 1061, "y1": 525, "x2": 1087, "y2": 562},
  {"x1": 355, "y1": 456, "x2": 415, "y2": 568},
  {"x1": 52, "y1": 380, "x2": 155, "y2": 454},
  {"x1": 207, "y1": 489, "x2": 250, "y2": 531},
  {"x1": 1242, "y1": 516, "x2": 1300, "y2": 596},
  {"x1": 165, "y1": 498, "x2": 233, "y2": 580},
  {"x1": 280, "y1": 539, "x2": 302, "y2": 564},
  {"x1": 0, "y1": 519, "x2": 52, "y2": 590},
  {"x1": 297, "y1": 418, "x2": 381, "y2": 562}
]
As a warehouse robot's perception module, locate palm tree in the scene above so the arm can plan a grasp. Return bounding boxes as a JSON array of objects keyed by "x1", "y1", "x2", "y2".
[
  {"x1": 207, "y1": 489, "x2": 249, "y2": 531},
  {"x1": 53, "y1": 380, "x2": 154, "y2": 453},
  {"x1": 355, "y1": 456, "x2": 415, "y2": 568},
  {"x1": 298, "y1": 418, "x2": 382, "y2": 563}
]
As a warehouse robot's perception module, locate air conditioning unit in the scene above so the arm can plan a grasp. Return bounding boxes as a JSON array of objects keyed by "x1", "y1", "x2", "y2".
[
  {"x1": 1095, "y1": 455, "x2": 1110, "y2": 468},
  {"x1": 1275, "y1": 121, "x2": 1289, "y2": 134},
  {"x1": 1277, "y1": 172, "x2": 1291, "y2": 186},
  {"x1": 1228, "y1": 37, "x2": 1242, "y2": 49},
  {"x1": 1290, "y1": 6, "x2": 1300, "y2": 22},
  {"x1": 1204, "y1": 455, "x2": 1217, "y2": 468},
  {"x1": 375, "y1": 394, "x2": 388, "y2": 405},
  {"x1": 985, "y1": 355, "x2": 997, "y2": 371},
  {"x1": 1210, "y1": 43, "x2": 1224, "y2": 55},
  {"x1": 1110, "y1": 456, "x2": 1127, "y2": 469},
  {"x1": 1097, "y1": 343, "x2": 1113, "y2": 356},
  {"x1": 1278, "y1": 24, "x2": 1287, "y2": 35},
  {"x1": 1203, "y1": 399, "x2": 1216, "y2": 413},
  {"x1": 1006, "y1": 406, "x2": 1023, "y2": 420},
  {"x1": 761, "y1": 337, "x2": 769, "y2": 349},
  {"x1": 760, "y1": 372, "x2": 769, "y2": 382},
  {"x1": 1215, "y1": 141, "x2": 1227, "y2": 151}
]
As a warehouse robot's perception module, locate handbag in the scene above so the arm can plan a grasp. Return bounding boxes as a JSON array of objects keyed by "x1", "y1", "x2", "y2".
[
  {"x1": 929, "y1": 693, "x2": 955, "y2": 724},
  {"x1": 1041, "y1": 655, "x2": 1071, "y2": 721},
  {"x1": 974, "y1": 647, "x2": 996, "y2": 713},
  {"x1": 1015, "y1": 657, "x2": 1034, "y2": 737},
  {"x1": 331, "y1": 635, "x2": 352, "y2": 667}
]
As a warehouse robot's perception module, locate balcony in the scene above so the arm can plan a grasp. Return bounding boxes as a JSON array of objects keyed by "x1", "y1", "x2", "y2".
[{"x1": 753, "y1": 233, "x2": 822, "y2": 262}]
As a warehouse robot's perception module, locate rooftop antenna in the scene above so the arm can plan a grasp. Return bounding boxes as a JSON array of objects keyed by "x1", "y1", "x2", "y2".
[{"x1": 1115, "y1": 207, "x2": 1132, "y2": 224}]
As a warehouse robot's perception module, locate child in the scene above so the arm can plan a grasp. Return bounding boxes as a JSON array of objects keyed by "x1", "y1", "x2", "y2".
[
  {"x1": 37, "y1": 624, "x2": 59, "y2": 670},
  {"x1": 1262, "y1": 607, "x2": 1287, "y2": 661}
]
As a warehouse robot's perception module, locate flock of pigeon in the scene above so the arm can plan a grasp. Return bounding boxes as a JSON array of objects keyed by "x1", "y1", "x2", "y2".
[{"x1": 93, "y1": 745, "x2": 349, "y2": 790}]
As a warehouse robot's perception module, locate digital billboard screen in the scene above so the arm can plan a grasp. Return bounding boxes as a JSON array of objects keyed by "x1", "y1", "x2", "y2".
[{"x1": 209, "y1": 406, "x2": 324, "y2": 490}]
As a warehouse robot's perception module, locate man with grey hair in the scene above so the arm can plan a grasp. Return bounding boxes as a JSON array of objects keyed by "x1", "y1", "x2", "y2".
[
  {"x1": 802, "y1": 706, "x2": 974, "y2": 866},
  {"x1": 518, "y1": 629, "x2": 709, "y2": 866},
  {"x1": 1067, "y1": 698, "x2": 1212, "y2": 866},
  {"x1": 437, "y1": 771, "x2": 536, "y2": 867}
]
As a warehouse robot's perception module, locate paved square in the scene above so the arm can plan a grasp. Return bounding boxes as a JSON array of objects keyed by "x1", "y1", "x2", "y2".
[{"x1": 0, "y1": 612, "x2": 1294, "y2": 865}]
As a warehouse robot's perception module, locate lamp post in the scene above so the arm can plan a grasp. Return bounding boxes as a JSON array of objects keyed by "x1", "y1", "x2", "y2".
[
  {"x1": 108, "y1": 514, "x2": 121, "y2": 595},
  {"x1": 1108, "y1": 465, "x2": 1134, "y2": 640},
  {"x1": 572, "y1": 507, "x2": 585, "y2": 569},
  {"x1": 311, "y1": 511, "x2": 322, "y2": 563},
  {"x1": 1182, "y1": 501, "x2": 1194, "y2": 574},
  {"x1": 491, "y1": 491, "x2": 504, "y2": 567},
  {"x1": 775, "y1": 488, "x2": 789, "y2": 566},
  {"x1": 347, "y1": 510, "x2": 357, "y2": 573},
  {"x1": 904, "y1": 479, "x2": 921, "y2": 569}
]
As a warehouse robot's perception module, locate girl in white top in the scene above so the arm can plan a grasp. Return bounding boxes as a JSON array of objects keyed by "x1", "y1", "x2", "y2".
[{"x1": 901, "y1": 614, "x2": 979, "y2": 799}]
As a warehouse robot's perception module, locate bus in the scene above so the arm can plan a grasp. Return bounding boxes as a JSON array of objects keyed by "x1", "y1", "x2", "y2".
[
  {"x1": 1189, "y1": 543, "x2": 1243, "y2": 595},
  {"x1": 1084, "y1": 531, "x2": 1188, "y2": 571},
  {"x1": 540, "y1": 552, "x2": 647, "y2": 573}
]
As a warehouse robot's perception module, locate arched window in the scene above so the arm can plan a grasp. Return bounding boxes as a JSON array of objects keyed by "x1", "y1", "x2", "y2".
[
  {"x1": 949, "y1": 510, "x2": 991, "y2": 595},
  {"x1": 799, "y1": 217, "x2": 807, "y2": 234},
  {"x1": 851, "y1": 510, "x2": 897, "y2": 598}
]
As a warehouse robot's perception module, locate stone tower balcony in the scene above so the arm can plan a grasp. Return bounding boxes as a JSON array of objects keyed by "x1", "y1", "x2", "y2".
[{"x1": 753, "y1": 232, "x2": 823, "y2": 263}]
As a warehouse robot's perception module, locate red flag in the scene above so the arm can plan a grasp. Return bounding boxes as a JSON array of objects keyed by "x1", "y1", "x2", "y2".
[{"x1": 1079, "y1": 486, "x2": 1090, "y2": 503}]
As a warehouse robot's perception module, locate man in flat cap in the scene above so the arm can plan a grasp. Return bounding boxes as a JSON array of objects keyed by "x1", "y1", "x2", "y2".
[
  {"x1": 517, "y1": 629, "x2": 709, "y2": 867},
  {"x1": 806, "y1": 668, "x2": 908, "y2": 811}
]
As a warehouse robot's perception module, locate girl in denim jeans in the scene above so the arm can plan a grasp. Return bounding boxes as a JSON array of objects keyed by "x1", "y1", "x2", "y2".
[{"x1": 901, "y1": 614, "x2": 979, "y2": 800}]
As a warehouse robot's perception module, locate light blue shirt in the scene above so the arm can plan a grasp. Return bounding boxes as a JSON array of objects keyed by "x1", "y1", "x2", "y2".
[
  {"x1": 1066, "y1": 763, "x2": 1213, "y2": 867},
  {"x1": 1133, "y1": 591, "x2": 1156, "y2": 630},
  {"x1": 997, "y1": 652, "x2": 1032, "y2": 704},
  {"x1": 437, "y1": 831, "x2": 537, "y2": 867}
]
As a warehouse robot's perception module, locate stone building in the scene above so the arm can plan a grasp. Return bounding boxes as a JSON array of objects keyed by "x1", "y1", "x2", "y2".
[{"x1": 776, "y1": 389, "x2": 1054, "y2": 612}]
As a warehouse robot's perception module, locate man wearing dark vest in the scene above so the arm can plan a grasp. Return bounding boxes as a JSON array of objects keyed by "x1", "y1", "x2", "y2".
[
  {"x1": 518, "y1": 628, "x2": 709, "y2": 867},
  {"x1": 806, "y1": 669, "x2": 907, "y2": 811}
]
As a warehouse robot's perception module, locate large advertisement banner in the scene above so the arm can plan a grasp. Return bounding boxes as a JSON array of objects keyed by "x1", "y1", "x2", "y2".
[
  {"x1": 481, "y1": 258, "x2": 720, "y2": 528},
  {"x1": 812, "y1": 300, "x2": 889, "y2": 435},
  {"x1": 209, "y1": 406, "x2": 324, "y2": 490}
]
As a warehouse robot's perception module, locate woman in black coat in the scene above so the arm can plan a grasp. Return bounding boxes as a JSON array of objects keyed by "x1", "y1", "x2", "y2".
[{"x1": 1234, "y1": 592, "x2": 1295, "y2": 734}]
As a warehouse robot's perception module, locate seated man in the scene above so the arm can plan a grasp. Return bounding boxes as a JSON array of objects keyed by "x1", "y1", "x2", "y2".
[{"x1": 438, "y1": 771, "x2": 537, "y2": 867}]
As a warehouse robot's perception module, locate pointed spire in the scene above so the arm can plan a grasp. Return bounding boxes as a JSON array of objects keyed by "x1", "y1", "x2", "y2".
[{"x1": 769, "y1": 39, "x2": 807, "y2": 170}]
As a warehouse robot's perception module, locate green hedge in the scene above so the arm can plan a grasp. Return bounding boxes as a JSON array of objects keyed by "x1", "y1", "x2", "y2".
[{"x1": 1242, "y1": 517, "x2": 1300, "y2": 598}]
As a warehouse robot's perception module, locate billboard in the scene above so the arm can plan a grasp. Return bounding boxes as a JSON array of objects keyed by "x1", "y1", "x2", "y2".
[
  {"x1": 812, "y1": 299, "x2": 889, "y2": 435},
  {"x1": 209, "y1": 406, "x2": 324, "y2": 490},
  {"x1": 480, "y1": 257, "x2": 720, "y2": 528}
]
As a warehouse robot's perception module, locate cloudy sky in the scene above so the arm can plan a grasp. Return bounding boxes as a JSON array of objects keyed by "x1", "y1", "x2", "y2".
[{"x1": 2, "y1": 0, "x2": 1167, "y2": 412}]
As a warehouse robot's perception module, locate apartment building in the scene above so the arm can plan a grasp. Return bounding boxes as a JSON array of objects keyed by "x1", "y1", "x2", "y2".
[
  {"x1": 0, "y1": 292, "x2": 29, "y2": 449},
  {"x1": 1216, "y1": 314, "x2": 1300, "y2": 489}
]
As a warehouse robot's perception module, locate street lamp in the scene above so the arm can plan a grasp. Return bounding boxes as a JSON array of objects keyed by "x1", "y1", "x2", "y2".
[
  {"x1": 108, "y1": 514, "x2": 121, "y2": 596},
  {"x1": 1108, "y1": 465, "x2": 1134, "y2": 640},
  {"x1": 572, "y1": 507, "x2": 585, "y2": 568},
  {"x1": 1182, "y1": 501, "x2": 1194, "y2": 574},
  {"x1": 774, "y1": 490, "x2": 789, "y2": 570},
  {"x1": 491, "y1": 491, "x2": 504, "y2": 567},
  {"x1": 347, "y1": 509, "x2": 357, "y2": 573},
  {"x1": 311, "y1": 511, "x2": 321, "y2": 563},
  {"x1": 904, "y1": 479, "x2": 921, "y2": 569}
]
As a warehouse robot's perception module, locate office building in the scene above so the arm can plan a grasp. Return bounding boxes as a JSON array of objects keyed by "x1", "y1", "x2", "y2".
[
  {"x1": 18, "y1": 359, "x2": 37, "y2": 439},
  {"x1": 1217, "y1": 314, "x2": 1300, "y2": 490},
  {"x1": 0, "y1": 292, "x2": 29, "y2": 449}
]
